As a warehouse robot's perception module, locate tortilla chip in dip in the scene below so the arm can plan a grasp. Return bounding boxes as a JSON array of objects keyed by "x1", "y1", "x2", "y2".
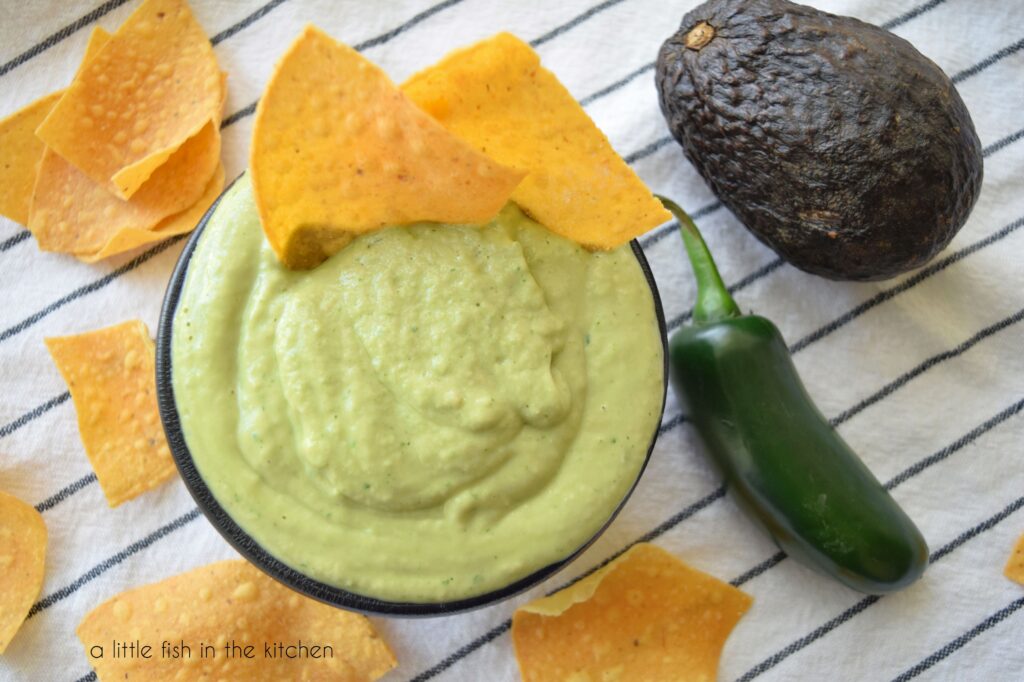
[
  {"x1": 250, "y1": 25, "x2": 524, "y2": 269},
  {"x1": 512, "y1": 543, "x2": 752, "y2": 681},
  {"x1": 0, "y1": 490, "x2": 47, "y2": 654},
  {"x1": 402, "y1": 32, "x2": 671, "y2": 250},
  {"x1": 35, "y1": 0, "x2": 222, "y2": 200},
  {"x1": 1007, "y1": 532, "x2": 1024, "y2": 586},
  {"x1": 45, "y1": 320, "x2": 176, "y2": 507},
  {"x1": 77, "y1": 559, "x2": 396, "y2": 680}
]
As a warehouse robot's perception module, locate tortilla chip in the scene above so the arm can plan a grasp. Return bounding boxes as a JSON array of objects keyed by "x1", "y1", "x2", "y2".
[
  {"x1": 402, "y1": 33, "x2": 671, "y2": 250},
  {"x1": 0, "y1": 92, "x2": 63, "y2": 226},
  {"x1": 512, "y1": 543, "x2": 752, "y2": 681},
  {"x1": 250, "y1": 25, "x2": 524, "y2": 269},
  {"x1": 45, "y1": 321, "x2": 176, "y2": 507},
  {"x1": 35, "y1": 0, "x2": 222, "y2": 199},
  {"x1": 77, "y1": 559, "x2": 396, "y2": 680},
  {"x1": 30, "y1": 120, "x2": 221, "y2": 258},
  {"x1": 0, "y1": 27, "x2": 111, "y2": 225},
  {"x1": 1006, "y1": 532, "x2": 1024, "y2": 586},
  {"x1": 77, "y1": 163, "x2": 224, "y2": 262},
  {"x1": 0, "y1": 490, "x2": 47, "y2": 654}
]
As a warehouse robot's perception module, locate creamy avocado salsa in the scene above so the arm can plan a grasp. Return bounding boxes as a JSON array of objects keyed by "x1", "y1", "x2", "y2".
[{"x1": 172, "y1": 176, "x2": 664, "y2": 603}]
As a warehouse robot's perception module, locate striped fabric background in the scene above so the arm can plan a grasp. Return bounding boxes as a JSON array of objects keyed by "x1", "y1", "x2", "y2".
[{"x1": 1, "y1": 0, "x2": 1022, "y2": 680}]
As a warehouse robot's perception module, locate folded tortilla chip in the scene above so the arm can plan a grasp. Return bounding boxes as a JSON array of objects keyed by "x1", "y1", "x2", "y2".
[
  {"x1": 403, "y1": 33, "x2": 671, "y2": 249},
  {"x1": 30, "y1": 121, "x2": 221, "y2": 259},
  {"x1": 35, "y1": 0, "x2": 222, "y2": 199},
  {"x1": 1006, "y1": 532, "x2": 1024, "y2": 586},
  {"x1": 45, "y1": 320, "x2": 177, "y2": 507},
  {"x1": 512, "y1": 543, "x2": 752, "y2": 681},
  {"x1": 77, "y1": 559, "x2": 397, "y2": 680},
  {"x1": 250, "y1": 25, "x2": 524, "y2": 269},
  {"x1": 78, "y1": 163, "x2": 225, "y2": 263},
  {"x1": 0, "y1": 27, "x2": 110, "y2": 225},
  {"x1": 0, "y1": 490, "x2": 47, "y2": 654}
]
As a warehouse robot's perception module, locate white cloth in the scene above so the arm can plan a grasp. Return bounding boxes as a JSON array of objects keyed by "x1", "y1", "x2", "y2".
[{"x1": 1, "y1": 0, "x2": 1023, "y2": 680}]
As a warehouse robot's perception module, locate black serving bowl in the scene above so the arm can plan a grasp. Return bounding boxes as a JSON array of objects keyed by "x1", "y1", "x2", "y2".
[{"x1": 155, "y1": 178, "x2": 669, "y2": 617}]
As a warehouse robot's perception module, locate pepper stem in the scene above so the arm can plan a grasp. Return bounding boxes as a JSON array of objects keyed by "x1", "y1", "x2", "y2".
[{"x1": 657, "y1": 195, "x2": 742, "y2": 324}]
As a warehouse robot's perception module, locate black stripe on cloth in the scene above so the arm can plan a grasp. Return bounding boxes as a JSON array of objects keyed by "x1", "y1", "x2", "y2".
[
  {"x1": 408, "y1": 395, "x2": 1024, "y2": 681},
  {"x1": 73, "y1": 673, "x2": 96, "y2": 682},
  {"x1": 952, "y1": 36, "x2": 1024, "y2": 84},
  {"x1": 732, "y1": 396, "x2": 1024, "y2": 587},
  {"x1": 0, "y1": 391, "x2": 69, "y2": 439},
  {"x1": 735, "y1": 493, "x2": 1024, "y2": 682},
  {"x1": 881, "y1": 0, "x2": 949, "y2": 29},
  {"x1": 0, "y1": 231, "x2": 31, "y2": 252},
  {"x1": 27, "y1": 507, "x2": 201, "y2": 619},
  {"x1": 638, "y1": 201, "x2": 724, "y2": 250},
  {"x1": 0, "y1": 0, "x2": 132, "y2": 78},
  {"x1": 210, "y1": 0, "x2": 290, "y2": 46},
  {"x1": 35, "y1": 473, "x2": 97, "y2": 513},
  {"x1": 832, "y1": 306, "x2": 1024, "y2": 427},
  {"x1": 788, "y1": 213, "x2": 1024, "y2": 353},
  {"x1": 623, "y1": 135, "x2": 672, "y2": 164},
  {"x1": 579, "y1": 62, "x2": 655, "y2": 106},
  {"x1": 0, "y1": 234, "x2": 185, "y2": 345},
  {"x1": 890, "y1": 596, "x2": 1024, "y2": 682},
  {"x1": 530, "y1": 0, "x2": 625, "y2": 47},
  {"x1": 983, "y1": 126, "x2": 1024, "y2": 157},
  {"x1": 406, "y1": 486, "x2": 728, "y2": 682}
]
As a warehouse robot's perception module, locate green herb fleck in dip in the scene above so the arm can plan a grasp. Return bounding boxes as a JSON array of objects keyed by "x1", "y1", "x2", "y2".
[{"x1": 172, "y1": 176, "x2": 664, "y2": 603}]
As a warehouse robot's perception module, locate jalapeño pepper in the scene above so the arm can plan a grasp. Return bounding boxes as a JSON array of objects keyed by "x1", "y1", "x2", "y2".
[{"x1": 660, "y1": 196, "x2": 928, "y2": 594}]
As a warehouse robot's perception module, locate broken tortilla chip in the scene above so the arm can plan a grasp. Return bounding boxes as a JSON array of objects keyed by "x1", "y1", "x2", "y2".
[
  {"x1": 1006, "y1": 532, "x2": 1024, "y2": 586},
  {"x1": 512, "y1": 543, "x2": 752, "y2": 682},
  {"x1": 77, "y1": 559, "x2": 397, "y2": 680},
  {"x1": 30, "y1": 120, "x2": 221, "y2": 259},
  {"x1": 250, "y1": 25, "x2": 524, "y2": 269},
  {"x1": 45, "y1": 320, "x2": 176, "y2": 507},
  {"x1": 35, "y1": 0, "x2": 222, "y2": 200},
  {"x1": 402, "y1": 33, "x2": 671, "y2": 250},
  {"x1": 0, "y1": 27, "x2": 111, "y2": 226},
  {"x1": 0, "y1": 490, "x2": 47, "y2": 654},
  {"x1": 78, "y1": 163, "x2": 225, "y2": 262}
]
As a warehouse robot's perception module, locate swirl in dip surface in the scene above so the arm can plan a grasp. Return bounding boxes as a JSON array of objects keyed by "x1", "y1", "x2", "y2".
[{"x1": 172, "y1": 176, "x2": 664, "y2": 603}]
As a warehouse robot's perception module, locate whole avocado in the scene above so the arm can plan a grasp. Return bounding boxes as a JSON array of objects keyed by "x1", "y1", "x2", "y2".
[{"x1": 656, "y1": 0, "x2": 983, "y2": 281}]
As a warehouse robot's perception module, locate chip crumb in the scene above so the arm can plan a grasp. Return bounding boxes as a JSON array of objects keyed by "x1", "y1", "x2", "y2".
[{"x1": 1005, "y1": 532, "x2": 1024, "y2": 585}]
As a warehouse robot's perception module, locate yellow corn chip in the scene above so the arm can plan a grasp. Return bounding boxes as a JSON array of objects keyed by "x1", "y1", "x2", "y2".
[
  {"x1": 77, "y1": 163, "x2": 225, "y2": 263},
  {"x1": 512, "y1": 543, "x2": 752, "y2": 681},
  {"x1": 403, "y1": 33, "x2": 671, "y2": 249},
  {"x1": 250, "y1": 25, "x2": 524, "y2": 269},
  {"x1": 0, "y1": 27, "x2": 111, "y2": 225},
  {"x1": 77, "y1": 559, "x2": 397, "y2": 680},
  {"x1": 30, "y1": 120, "x2": 221, "y2": 258},
  {"x1": 0, "y1": 490, "x2": 47, "y2": 654},
  {"x1": 36, "y1": 0, "x2": 222, "y2": 199},
  {"x1": 0, "y1": 92, "x2": 63, "y2": 226},
  {"x1": 45, "y1": 321, "x2": 176, "y2": 507},
  {"x1": 1006, "y1": 532, "x2": 1024, "y2": 586}
]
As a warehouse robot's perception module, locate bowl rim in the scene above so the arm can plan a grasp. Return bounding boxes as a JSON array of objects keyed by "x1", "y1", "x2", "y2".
[{"x1": 155, "y1": 175, "x2": 669, "y2": 617}]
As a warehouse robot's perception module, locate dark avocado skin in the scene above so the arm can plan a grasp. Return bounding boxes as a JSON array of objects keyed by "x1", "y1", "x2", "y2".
[{"x1": 656, "y1": 0, "x2": 984, "y2": 281}]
